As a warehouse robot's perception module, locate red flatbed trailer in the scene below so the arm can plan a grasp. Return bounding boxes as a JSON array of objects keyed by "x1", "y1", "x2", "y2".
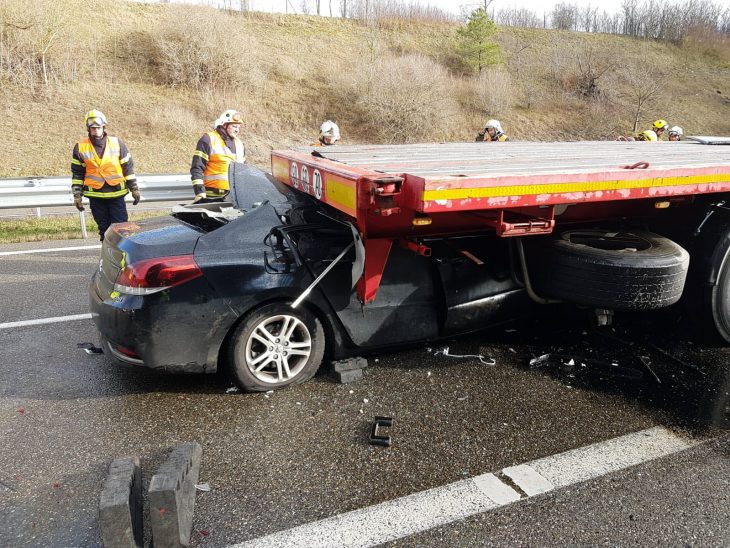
[{"x1": 272, "y1": 140, "x2": 730, "y2": 304}]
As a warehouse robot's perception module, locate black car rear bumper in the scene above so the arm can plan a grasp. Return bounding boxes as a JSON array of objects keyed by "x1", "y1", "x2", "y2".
[{"x1": 89, "y1": 274, "x2": 238, "y2": 373}]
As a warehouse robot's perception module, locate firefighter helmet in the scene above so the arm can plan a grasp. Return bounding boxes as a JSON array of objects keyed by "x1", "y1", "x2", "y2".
[
  {"x1": 319, "y1": 120, "x2": 341, "y2": 142},
  {"x1": 84, "y1": 109, "x2": 107, "y2": 128},
  {"x1": 215, "y1": 109, "x2": 244, "y2": 128},
  {"x1": 639, "y1": 130, "x2": 658, "y2": 141},
  {"x1": 485, "y1": 119, "x2": 503, "y2": 133},
  {"x1": 669, "y1": 126, "x2": 683, "y2": 136},
  {"x1": 652, "y1": 119, "x2": 669, "y2": 131}
]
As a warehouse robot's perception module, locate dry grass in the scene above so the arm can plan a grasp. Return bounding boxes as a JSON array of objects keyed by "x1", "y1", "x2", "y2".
[
  {"x1": 0, "y1": 0, "x2": 727, "y2": 179},
  {"x1": 0, "y1": 211, "x2": 164, "y2": 244}
]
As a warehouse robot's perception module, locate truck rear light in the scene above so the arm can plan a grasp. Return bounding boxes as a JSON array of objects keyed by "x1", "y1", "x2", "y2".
[{"x1": 114, "y1": 255, "x2": 203, "y2": 295}]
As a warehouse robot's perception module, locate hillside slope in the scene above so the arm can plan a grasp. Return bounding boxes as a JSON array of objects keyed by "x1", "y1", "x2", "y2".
[{"x1": 0, "y1": 0, "x2": 728, "y2": 178}]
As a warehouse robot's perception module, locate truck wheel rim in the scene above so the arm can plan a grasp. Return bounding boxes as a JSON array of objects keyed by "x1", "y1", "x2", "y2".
[{"x1": 245, "y1": 314, "x2": 312, "y2": 384}]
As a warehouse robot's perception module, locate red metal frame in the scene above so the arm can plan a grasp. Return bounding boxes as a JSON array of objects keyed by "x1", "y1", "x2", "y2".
[{"x1": 271, "y1": 148, "x2": 730, "y2": 303}]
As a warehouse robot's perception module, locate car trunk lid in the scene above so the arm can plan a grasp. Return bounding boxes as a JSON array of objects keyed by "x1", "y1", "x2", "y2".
[{"x1": 94, "y1": 216, "x2": 202, "y2": 299}]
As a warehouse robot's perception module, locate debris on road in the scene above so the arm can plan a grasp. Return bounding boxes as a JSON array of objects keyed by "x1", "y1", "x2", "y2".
[
  {"x1": 77, "y1": 342, "x2": 103, "y2": 354},
  {"x1": 528, "y1": 353, "x2": 643, "y2": 380},
  {"x1": 332, "y1": 357, "x2": 368, "y2": 384},
  {"x1": 434, "y1": 346, "x2": 496, "y2": 366},
  {"x1": 194, "y1": 483, "x2": 211, "y2": 492},
  {"x1": 369, "y1": 416, "x2": 393, "y2": 447}
]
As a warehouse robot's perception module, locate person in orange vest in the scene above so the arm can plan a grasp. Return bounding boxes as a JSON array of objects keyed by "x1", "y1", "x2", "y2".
[
  {"x1": 191, "y1": 109, "x2": 246, "y2": 202},
  {"x1": 71, "y1": 110, "x2": 140, "y2": 241}
]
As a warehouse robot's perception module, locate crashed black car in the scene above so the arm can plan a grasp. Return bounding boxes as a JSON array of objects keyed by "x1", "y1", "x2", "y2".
[{"x1": 90, "y1": 164, "x2": 529, "y2": 391}]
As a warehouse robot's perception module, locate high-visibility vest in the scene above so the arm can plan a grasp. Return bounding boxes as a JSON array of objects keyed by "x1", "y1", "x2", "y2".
[
  {"x1": 77, "y1": 136, "x2": 127, "y2": 197},
  {"x1": 203, "y1": 131, "x2": 245, "y2": 191}
]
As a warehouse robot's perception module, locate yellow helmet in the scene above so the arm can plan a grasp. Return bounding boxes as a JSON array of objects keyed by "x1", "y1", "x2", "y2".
[
  {"x1": 652, "y1": 119, "x2": 668, "y2": 131},
  {"x1": 84, "y1": 109, "x2": 107, "y2": 128},
  {"x1": 639, "y1": 130, "x2": 658, "y2": 141}
]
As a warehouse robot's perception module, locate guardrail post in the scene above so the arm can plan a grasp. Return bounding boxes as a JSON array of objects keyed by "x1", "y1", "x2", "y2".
[
  {"x1": 35, "y1": 207, "x2": 42, "y2": 218},
  {"x1": 79, "y1": 210, "x2": 88, "y2": 239}
]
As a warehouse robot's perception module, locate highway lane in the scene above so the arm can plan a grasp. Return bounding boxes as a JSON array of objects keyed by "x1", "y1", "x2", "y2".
[{"x1": 0, "y1": 240, "x2": 727, "y2": 547}]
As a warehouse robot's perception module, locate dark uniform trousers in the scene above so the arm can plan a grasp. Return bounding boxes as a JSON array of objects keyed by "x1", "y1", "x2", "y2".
[{"x1": 89, "y1": 196, "x2": 128, "y2": 241}]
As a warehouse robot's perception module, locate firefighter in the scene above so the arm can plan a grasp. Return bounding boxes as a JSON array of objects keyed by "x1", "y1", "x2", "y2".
[
  {"x1": 668, "y1": 126, "x2": 683, "y2": 141},
  {"x1": 652, "y1": 119, "x2": 669, "y2": 140},
  {"x1": 637, "y1": 130, "x2": 658, "y2": 141},
  {"x1": 317, "y1": 120, "x2": 340, "y2": 145},
  {"x1": 476, "y1": 119, "x2": 508, "y2": 142},
  {"x1": 71, "y1": 110, "x2": 140, "y2": 241},
  {"x1": 191, "y1": 109, "x2": 246, "y2": 202}
]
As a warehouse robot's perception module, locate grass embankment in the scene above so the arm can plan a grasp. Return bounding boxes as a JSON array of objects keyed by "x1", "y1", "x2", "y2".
[
  {"x1": 0, "y1": 211, "x2": 165, "y2": 244},
  {"x1": 0, "y1": 0, "x2": 728, "y2": 241}
]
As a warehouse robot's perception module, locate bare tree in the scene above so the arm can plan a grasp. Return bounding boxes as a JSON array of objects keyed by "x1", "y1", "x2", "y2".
[
  {"x1": 621, "y1": 61, "x2": 663, "y2": 133},
  {"x1": 552, "y1": 3, "x2": 578, "y2": 31}
]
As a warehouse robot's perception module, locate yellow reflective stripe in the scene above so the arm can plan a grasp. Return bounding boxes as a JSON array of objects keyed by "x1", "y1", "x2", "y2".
[
  {"x1": 71, "y1": 178, "x2": 84, "y2": 184},
  {"x1": 206, "y1": 188, "x2": 228, "y2": 197},
  {"x1": 119, "y1": 153, "x2": 131, "y2": 164},
  {"x1": 71, "y1": 158, "x2": 83, "y2": 166},
  {"x1": 422, "y1": 172, "x2": 730, "y2": 202},
  {"x1": 124, "y1": 174, "x2": 136, "y2": 181},
  {"x1": 204, "y1": 173, "x2": 228, "y2": 181},
  {"x1": 192, "y1": 179, "x2": 204, "y2": 186},
  {"x1": 193, "y1": 150, "x2": 209, "y2": 160},
  {"x1": 83, "y1": 188, "x2": 129, "y2": 198}
]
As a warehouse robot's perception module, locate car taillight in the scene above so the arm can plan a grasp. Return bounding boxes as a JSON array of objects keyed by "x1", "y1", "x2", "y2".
[{"x1": 114, "y1": 255, "x2": 203, "y2": 295}]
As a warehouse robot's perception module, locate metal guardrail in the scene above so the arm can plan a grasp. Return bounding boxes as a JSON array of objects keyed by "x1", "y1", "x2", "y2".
[{"x1": 0, "y1": 174, "x2": 192, "y2": 209}]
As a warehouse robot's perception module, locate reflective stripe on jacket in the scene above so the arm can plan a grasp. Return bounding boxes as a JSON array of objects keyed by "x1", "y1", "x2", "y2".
[
  {"x1": 202, "y1": 130, "x2": 245, "y2": 191},
  {"x1": 77, "y1": 136, "x2": 127, "y2": 198}
]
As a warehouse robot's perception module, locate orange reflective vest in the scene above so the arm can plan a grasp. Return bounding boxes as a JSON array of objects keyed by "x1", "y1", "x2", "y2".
[
  {"x1": 203, "y1": 131, "x2": 245, "y2": 191},
  {"x1": 77, "y1": 136, "x2": 127, "y2": 197}
]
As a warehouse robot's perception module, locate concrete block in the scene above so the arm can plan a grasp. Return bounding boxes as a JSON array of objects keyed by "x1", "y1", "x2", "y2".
[
  {"x1": 332, "y1": 356, "x2": 368, "y2": 373},
  {"x1": 336, "y1": 368, "x2": 364, "y2": 384},
  {"x1": 149, "y1": 442, "x2": 202, "y2": 548},
  {"x1": 99, "y1": 456, "x2": 143, "y2": 548}
]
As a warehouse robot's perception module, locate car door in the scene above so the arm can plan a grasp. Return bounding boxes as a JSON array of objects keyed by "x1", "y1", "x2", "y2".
[{"x1": 291, "y1": 226, "x2": 441, "y2": 348}]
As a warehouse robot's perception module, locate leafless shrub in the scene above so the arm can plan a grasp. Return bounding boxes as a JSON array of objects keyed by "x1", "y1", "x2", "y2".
[
  {"x1": 0, "y1": 0, "x2": 75, "y2": 90},
  {"x1": 128, "y1": 9, "x2": 269, "y2": 94},
  {"x1": 470, "y1": 66, "x2": 515, "y2": 114},
  {"x1": 331, "y1": 54, "x2": 460, "y2": 142}
]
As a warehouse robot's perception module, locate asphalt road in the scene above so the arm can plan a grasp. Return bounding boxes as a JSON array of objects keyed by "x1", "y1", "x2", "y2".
[{"x1": 0, "y1": 239, "x2": 727, "y2": 547}]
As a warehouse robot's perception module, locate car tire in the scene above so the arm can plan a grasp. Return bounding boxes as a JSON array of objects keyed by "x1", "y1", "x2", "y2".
[
  {"x1": 524, "y1": 229, "x2": 689, "y2": 310},
  {"x1": 228, "y1": 303, "x2": 325, "y2": 392}
]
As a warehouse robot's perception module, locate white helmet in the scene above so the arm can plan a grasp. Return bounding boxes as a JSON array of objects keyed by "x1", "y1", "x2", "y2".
[
  {"x1": 669, "y1": 126, "x2": 683, "y2": 136},
  {"x1": 84, "y1": 109, "x2": 107, "y2": 128},
  {"x1": 214, "y1": 109, "x2": 243, "y2": 128},
  {"x1": 485, "y1": 119, "x2": 503, "y2": 133},
  {"x1": 319, "y1": 120, "x2": 340, "y2": 142}
]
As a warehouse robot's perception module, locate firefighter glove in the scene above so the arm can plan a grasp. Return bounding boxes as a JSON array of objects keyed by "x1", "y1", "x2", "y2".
[
  {"x1": 193, "y1": 193, "x2": 205, "y2": 203},
  {"x1": 131, "y1": 189, "x2": 141, "y2": 205},
  {"x1": 74, "y1": 195, "x2": 85, "y2": 212}
]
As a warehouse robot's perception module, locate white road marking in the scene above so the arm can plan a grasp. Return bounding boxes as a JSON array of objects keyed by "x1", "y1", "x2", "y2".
[
  {"x1": 502, "y1": 464, "x2": 553, "y2": 496},
  {"x1": 0, "y1": 313, "x2": 93, "y2": 330},
  {"x1": 233, "y1": 427, "x2": 701, "y2": 548},
  {"x1": 0, "y1": 244, "x2": 101, "y2": 256}
]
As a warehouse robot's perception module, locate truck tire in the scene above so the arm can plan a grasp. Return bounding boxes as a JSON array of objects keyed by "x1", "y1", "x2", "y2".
[
  {"x1": 707, "y1": 230, "x2": 730, "y2": 343},
  {"x1": 524, "y1": 229, "x2": 689, "y2": 310}
]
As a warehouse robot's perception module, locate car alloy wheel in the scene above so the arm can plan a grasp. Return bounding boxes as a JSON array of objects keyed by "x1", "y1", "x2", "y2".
[
  {"x1": 245, "y1": 314, "x2": 312, "y2": 383},
  {"x1": 229, "y1": 303, "x2": 325, "y2": 392}
]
